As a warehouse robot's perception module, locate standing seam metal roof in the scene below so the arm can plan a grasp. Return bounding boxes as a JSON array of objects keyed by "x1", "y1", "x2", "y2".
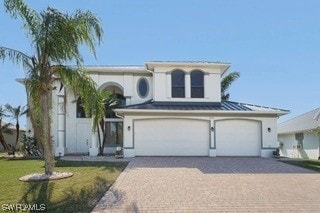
[{"x1": 119, "y1": 100, "x2": 253, "y2": 111}]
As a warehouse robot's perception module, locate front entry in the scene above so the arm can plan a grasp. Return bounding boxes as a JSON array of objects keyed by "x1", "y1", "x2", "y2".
[
  {"x1": 105, "y1": 121, "x2": 123, "y2": 148},
  {"x1": 75, "y1": 123, "x2": 90, "y2": 154}
]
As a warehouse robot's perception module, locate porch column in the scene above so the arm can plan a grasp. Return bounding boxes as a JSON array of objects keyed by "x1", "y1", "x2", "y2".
[
  {"x1": 89, "y1": 121, "x2": 99, "y2": 156},
  {"x1": 55, "y1": 95, "x2": 66, "y2": 157}
]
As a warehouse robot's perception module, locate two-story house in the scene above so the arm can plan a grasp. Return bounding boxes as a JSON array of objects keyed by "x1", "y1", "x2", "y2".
[{"x1": 38, "y1": 61, "x2": 288, "y2": 157}]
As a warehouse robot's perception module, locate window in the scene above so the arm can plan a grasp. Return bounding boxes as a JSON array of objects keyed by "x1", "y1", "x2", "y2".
[
  {"x1": 191, "y1": 70, "x2": 204, "y2": 98},
  {"x1": 137, "y1": 78, "x2": 149, "y2": 98},
  {"x1": 76, "y1": 97, "x2": 87, "y2": 118},
  {"x1": 105, "y1": 122, "x2": 123, "y2": 147},
  {"x1": 295, "y1": 133, "x2": 304, "y2": 149},
  {"x1": 171, "y1": 70, "x2": 185, "y2": 98}
]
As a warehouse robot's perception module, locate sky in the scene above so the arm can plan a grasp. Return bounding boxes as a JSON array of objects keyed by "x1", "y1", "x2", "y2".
[{"x1": 0, "y1": 0, "x2": 319, "y2": 126}]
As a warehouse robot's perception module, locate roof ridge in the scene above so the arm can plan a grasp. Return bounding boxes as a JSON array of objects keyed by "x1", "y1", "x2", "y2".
[{"x1": 279, "y1": 107, "x2": 320, "y2": 124}]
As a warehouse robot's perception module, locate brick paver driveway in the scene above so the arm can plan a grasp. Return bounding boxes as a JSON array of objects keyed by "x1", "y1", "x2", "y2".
[{"x1": 93, "y1": 157, "x2": 320, "y2": 212}]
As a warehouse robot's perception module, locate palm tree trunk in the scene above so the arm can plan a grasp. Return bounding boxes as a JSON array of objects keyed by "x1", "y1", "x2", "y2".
[
  {"x1": 0, "y1": 131, "x2": 9, "y2": 152},
  {"x1": 40, "y1": 92, "x2": 54, "y2": 175},
  {"x1": 14, "y1": 123, "x2": 20, "y2": 149}
]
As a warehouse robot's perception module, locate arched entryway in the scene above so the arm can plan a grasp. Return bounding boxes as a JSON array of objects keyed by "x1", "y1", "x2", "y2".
[{"x1": 99, "y1": 83, "x2": 124, "y2": 154}]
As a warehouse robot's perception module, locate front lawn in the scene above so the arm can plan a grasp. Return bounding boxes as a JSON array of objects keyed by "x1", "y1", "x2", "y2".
[
  {"x1": 280, "y1": 159, "x2": 320, "y2": 173},
  {"x1": 0, "y1": 158, "x2": 128, "y2": 212}
]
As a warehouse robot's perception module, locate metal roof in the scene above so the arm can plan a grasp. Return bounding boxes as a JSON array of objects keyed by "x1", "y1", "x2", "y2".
[
  {"x1": 278, "y1": 108, "x2": 320, "y2": 134},
  {"x1": 118, "y1": 100, "x2": 288, "y2": 115}
]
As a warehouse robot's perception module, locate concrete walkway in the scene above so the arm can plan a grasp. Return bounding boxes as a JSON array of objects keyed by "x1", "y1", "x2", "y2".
[
  {"x1": 92, "y1": 157, "x2": 320, "y2": 212},
  {"x1": 60, "y1": 155, "x2": 130, "y2": 162}
]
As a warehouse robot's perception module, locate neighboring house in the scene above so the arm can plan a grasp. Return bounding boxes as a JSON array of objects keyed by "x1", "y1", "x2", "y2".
[
  {"x1": 26, "y1": 61, "x2": 289, "y2": 157},
  {"x1": 278, "y1": 108, "x2": 320, "y2": 160},
  {"x1": 0, "y1": 121, "x2": 26, "y2": 151}
]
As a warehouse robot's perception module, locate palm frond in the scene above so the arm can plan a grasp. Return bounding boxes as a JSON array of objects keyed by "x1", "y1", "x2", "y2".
[
  {"x1": 221, "y1": 71, "x2": 240, "y2": 101},
  {"x1": 4, "y1": 0, "x2": 41, "y2": 41},
  {"x1": 37, "y1": 7, "x2": 103, "y2": 66},
  {"x1": 0, "y1": 47, "x2": 32, "y2": 70},
  {"x1": 54, "y1": 66, "x2": 106, "y2": 131}
]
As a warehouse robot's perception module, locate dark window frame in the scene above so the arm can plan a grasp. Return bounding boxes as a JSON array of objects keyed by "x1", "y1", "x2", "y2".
[
  {"x1": 171, "y1": 70, "x2": 185, "y2": 98},
  {"x1": 191, "y1": 70, "x2": 204, "y2": 98}
]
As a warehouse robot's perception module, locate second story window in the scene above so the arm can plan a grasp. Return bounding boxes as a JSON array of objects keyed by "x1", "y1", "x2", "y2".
[
  {"x1": 191, "y1": 71, "x2": 204, "y2": 98},
  {"x1": 171, "y1": 70, "x2": 185, "y2": 98}
]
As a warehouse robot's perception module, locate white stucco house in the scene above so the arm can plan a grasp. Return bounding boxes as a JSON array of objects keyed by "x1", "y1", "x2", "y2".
[
  {"x1": 278, "y1": 108, "x2": 320, "y2": 160},
  {"x1": 27, "y1": 61, "x2": 289, "y2": 157}
]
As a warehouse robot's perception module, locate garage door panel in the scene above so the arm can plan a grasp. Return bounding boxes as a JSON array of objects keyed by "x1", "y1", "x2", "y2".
[
  {"x1": 216, "y1": 119, "x2": 261, "y2": 156},
  {"x1": 134, "y1": 119, "x2": 209, "y2": 156}
]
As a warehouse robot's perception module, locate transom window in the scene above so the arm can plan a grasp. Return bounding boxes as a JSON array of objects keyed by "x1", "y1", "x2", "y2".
[
  {"x1": 191, "y1": 70, "x2": 204, "y2": 98},
  {"x1": 171, "y1": 70, "x2": 185, "y2": 98}
]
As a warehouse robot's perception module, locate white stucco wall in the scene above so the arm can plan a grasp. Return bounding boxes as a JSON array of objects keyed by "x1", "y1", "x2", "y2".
[
  {"x1": 153, "y1": 66, "x2": 221, "y2": 103},
  {"x1": 92, "y1": 72, "x2": 153, "y2": 105},
  {"x1": 279, "y1": 132, "x2": 320, "y2": 159}
]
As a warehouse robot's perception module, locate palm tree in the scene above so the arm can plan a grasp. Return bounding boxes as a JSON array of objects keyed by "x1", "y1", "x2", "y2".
[
  {"x1": 0, "y1": 0, "x2": 105, "y2": 175},
  {"x1": 5, "y1": 104, "x2": 27, "y2": 150},
  {"x1": 97, "y1": 92, "x2": 120, "y2": 156},
  {"x1": 221, "y1": 71, "x2": 240, "y2": 101},
  {"x1": 0, "y1": 105, "x2": 12, "y2": 153}
]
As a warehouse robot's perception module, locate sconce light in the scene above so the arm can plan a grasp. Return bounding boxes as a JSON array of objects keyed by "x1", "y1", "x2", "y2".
[
  {"x1": 267, "y1": 127, "x2": 271, "y2": 132},
  {"x1": 127, "y1": 126, "x2": 131, "y2": 131},
  {"x1": 210, "y1": 127, "x2": 214, "y2": 132}
]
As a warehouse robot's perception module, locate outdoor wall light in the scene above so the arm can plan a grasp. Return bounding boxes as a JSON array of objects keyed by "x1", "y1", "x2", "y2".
[
  {"x1": 267, "y1": 127, "x2": 271, "y2": 132},
  {"x1": 127, "y1": 126, "x2": 131, "y2": 131}
]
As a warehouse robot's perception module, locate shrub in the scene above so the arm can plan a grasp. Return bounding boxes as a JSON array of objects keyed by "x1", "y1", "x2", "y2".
[{"x1": 20, "y1": 134, "x2": 42, "y2": 157}]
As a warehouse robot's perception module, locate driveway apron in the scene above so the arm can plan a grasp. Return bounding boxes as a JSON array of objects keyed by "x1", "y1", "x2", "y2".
[{"x1": 93, "y1": 157, "x2": 320, "y2": 212}]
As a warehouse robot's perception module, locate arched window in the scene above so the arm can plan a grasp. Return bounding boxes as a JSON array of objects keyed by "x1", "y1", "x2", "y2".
[
  {"x1": 191, "y1": 70, "x2": 204, "y2": 98},
  {"x1": 171, "y1": 70, "x2": 185, "y2": 98}
]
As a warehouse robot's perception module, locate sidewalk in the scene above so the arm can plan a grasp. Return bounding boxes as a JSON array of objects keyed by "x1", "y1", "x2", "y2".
[{"x1": 60, "y1": 155, "x2": 130, "y2": 162}]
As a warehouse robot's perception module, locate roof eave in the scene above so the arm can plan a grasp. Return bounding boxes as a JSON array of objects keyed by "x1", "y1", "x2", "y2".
[
  {"x1": 114, "y1": 108, "x2": 287, "y2": 116},
  {"x1": 145, "y1": 61, "x2": 231, "y2": 73}
]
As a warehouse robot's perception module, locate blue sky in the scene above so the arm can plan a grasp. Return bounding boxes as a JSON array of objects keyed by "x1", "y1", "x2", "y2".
[{"x1": 0, "y1": 0, "x2": 319, "y2": 125}]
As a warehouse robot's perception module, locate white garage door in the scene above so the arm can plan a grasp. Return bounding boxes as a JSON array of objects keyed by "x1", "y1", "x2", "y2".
[
  {"x1": 134, "y1": 119, "x2": 209, "y2": 156},
  {"x1": 215, "y1": 119, "x2": 261, "y2": 156}
]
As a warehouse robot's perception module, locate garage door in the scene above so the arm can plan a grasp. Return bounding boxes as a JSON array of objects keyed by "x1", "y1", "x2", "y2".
[
  {"x1": 215, "y1": 119, "x2": 261, "y2": 156},
  {"x1": 134, "y1": 119, "x2": 209, "y2": 156}
]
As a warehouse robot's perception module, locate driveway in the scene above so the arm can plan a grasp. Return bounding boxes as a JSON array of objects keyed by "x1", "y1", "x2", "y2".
[{"x1": 93, "y1": 157, "x2": 320, "y2": 212}]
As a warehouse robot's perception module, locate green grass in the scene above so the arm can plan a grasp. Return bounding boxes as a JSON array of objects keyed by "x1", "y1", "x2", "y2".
[
  {"x1": 280, "y1": 159, "x2": 320, "y2": 173},
  {"x1": 0, "y1": 157, "x2": 128, "y2": 212}
]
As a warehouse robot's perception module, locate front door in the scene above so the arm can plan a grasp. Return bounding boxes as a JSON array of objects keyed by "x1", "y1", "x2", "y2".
[
  {"x1": 105, "y1": 121, "x2": 123, "y2": 147},
  {"x1": 76, "y1": 123, "x2": 90, "y2": 153}
]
